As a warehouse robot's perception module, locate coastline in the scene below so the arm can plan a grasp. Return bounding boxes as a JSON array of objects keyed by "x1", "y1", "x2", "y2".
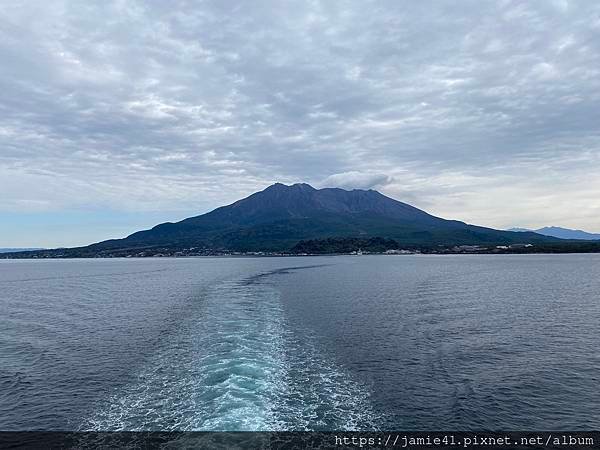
[{"x1": 3, "y1": 249, "x2": 600, "y2": 260}]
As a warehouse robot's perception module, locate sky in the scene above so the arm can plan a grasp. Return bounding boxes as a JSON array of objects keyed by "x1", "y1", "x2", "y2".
[{"x1": 1, "y1": 0, "x2": 600, "y2": 247}]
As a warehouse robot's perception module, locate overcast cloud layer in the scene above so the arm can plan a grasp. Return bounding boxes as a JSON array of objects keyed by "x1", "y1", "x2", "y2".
[{"x1": 1, "y1": 0, "x2": 600, "y2": 246}]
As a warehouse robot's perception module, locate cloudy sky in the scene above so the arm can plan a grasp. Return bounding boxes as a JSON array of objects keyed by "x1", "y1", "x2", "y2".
[{"x1": 1, "y1": 0, "x2": 600, "y2": 247}]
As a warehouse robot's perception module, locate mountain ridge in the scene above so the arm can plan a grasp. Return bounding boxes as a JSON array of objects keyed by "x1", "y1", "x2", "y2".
[
  {"x1": 508, "y1": 226, "x2": 600, "y2": 240},
  {"x1": 2, "y1": 183, "x2": 571, "y2": 258},
  {"x1": 100, "y1": 182, "x2": 553, "y2": 252}
]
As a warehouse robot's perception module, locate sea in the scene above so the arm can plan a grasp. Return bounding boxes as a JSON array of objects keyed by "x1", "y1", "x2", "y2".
[{"x1": 1, "y1": 254, "x2": 599, "y2": 431}]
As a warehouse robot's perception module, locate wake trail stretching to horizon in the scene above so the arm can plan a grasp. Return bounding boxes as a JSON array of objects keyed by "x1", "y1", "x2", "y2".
[{"x1": 82, "y1": 266, "x2": 379, "y2": 431}]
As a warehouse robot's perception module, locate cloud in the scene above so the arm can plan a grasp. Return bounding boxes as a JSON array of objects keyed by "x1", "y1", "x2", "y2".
[
  {"x1": 1, "y1": 0, "x2": 600, "y2": 245},
  {"x1": 320, "y1": 171, "x2": 391, "y2": 190}
]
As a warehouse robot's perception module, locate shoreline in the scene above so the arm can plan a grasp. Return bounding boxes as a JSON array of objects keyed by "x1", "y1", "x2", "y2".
[{"x1": 2, "y1": 251, "x2": 600, "y2": 260}]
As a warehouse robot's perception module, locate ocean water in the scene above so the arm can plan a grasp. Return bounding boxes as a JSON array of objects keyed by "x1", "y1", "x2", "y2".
[{"x1": 1, "y1": 255, "x2": 599, "y2": 430}]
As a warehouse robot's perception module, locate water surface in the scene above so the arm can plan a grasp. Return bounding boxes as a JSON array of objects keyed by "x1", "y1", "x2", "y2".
[{"x1": 1, "y1": 255, "x2": 599, "y2": 430}]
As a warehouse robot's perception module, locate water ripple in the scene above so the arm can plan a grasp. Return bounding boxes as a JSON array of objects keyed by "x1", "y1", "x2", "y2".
[{"x1": 82, "y1": 268, "x2": 378, "y2": 431}]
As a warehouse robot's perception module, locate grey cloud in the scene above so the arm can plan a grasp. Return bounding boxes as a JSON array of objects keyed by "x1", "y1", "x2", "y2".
[
  {"x1": 1, "y1": 0, "x2": 600, "y2": 238},
  {"x1": 320, "y1": 172, "x2": 392, "y2": 190}
]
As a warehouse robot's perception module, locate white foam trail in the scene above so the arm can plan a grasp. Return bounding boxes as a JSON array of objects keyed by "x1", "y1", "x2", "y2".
[{"x1": 83, "y1": 269, "x2": 379, "y2": 431}]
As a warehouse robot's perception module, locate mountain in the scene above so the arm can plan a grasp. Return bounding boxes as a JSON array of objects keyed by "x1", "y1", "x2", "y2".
[
  {"x1": 91, "y1": 182, "x2": 559, "y2": 252},
  {"x1": 4, "y1": 183, "x2": 560, "y2": 258},
  {"x1": 508, "y1": 226, "x2": 600, "y2": 240},
  {"x1": 0, "y1": 248, "x2": 44, "y2": 253}
]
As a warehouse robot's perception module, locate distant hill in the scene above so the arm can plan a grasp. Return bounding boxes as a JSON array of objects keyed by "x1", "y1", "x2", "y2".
[
  {"x1": 0, "y1": 248, "x2": 44, "y2": 253},
  {"x1": 508, "y1": 226, "x2": 600, "y2": 240},
  {"x1": 86, "y1": 183, "x2": 558, "y2": 253},
  {"x1": 3, "y1": 183, "x2": 560, "y2": 258}
]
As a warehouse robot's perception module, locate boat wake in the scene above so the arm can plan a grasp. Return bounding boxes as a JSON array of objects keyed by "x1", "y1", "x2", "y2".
[{"x1": 82, "y1": 267, "x2": 378, "y2": 431}]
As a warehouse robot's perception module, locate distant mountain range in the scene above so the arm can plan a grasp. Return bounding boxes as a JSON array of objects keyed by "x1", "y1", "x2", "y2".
[
  {"x1": 508, "y1": 226, "x2": 600, "y2": 240},
  {"x1": 4, "y1": 183, "x2": 567, "y2": 258},
  {"x1": 0, "y1": 248, "x2": 44, "y2": 253}
]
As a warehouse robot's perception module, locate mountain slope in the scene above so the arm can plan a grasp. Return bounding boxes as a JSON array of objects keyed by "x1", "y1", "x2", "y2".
[
  {"x1": 509, "y1": 226, "x2": 600, "y2": 240},
  {"x1": 4, "y1": 183, "x2": 562, "y2": 258},
  {"x1": 86, "y1": 183, "x2": 554, "y2": 252},
  {"x1": 536, "y1": 226, "x2": 600, "y2": 240}
]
